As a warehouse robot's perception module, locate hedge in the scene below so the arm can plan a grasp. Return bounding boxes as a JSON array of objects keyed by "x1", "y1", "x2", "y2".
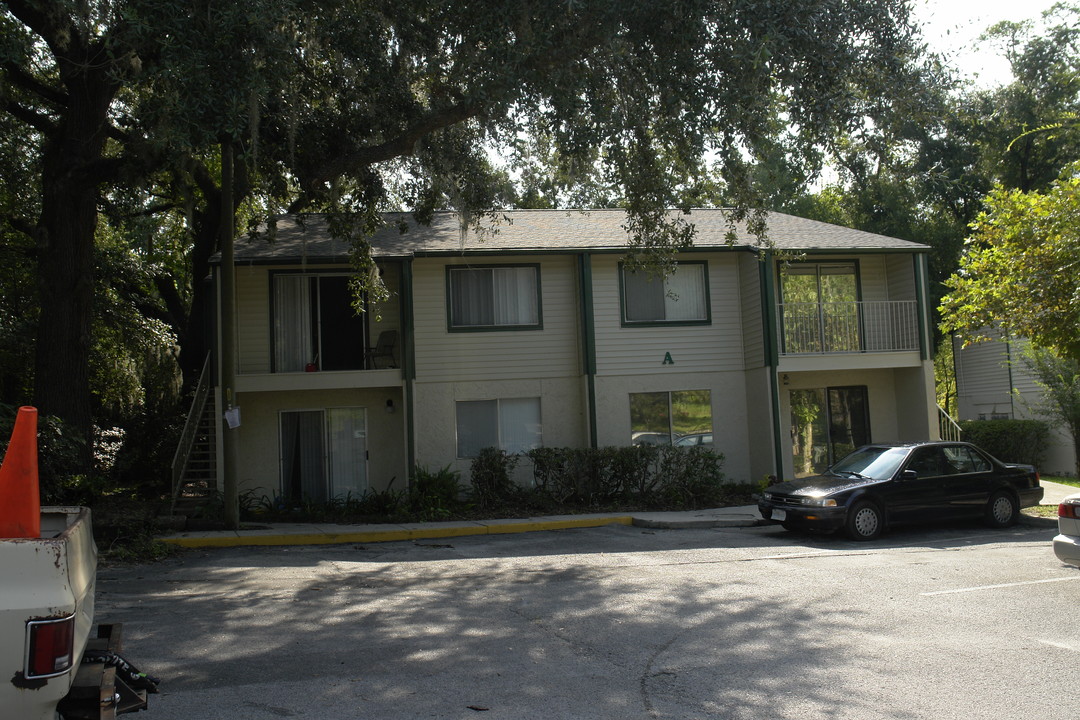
[{"x1": 958, "y1": 419, "x2": 1049, "y2": 469}]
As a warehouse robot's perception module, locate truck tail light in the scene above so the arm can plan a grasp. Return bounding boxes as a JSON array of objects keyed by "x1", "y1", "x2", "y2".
[
  {"x1": 26, "y1": 616, "x2": 75, "y2": 678},
  {"x1": 1060, "y1": 501, "x2": 1080, "y2": 520}
]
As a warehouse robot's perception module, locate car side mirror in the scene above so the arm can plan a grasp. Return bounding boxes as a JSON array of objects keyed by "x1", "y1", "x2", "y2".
[{"x1": 899, "y1": 469, "x2": 917, "y2": 481}]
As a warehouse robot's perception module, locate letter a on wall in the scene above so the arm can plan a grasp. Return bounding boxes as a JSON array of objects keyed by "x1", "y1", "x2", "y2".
[{"x1": 662, "y1": 352, "x2": 675, "y2": 365}]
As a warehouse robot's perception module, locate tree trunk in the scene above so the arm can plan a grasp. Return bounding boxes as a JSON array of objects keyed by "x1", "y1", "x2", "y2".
[{"x1": 31, "y1": 52, "x2": 118, "y2": 462}]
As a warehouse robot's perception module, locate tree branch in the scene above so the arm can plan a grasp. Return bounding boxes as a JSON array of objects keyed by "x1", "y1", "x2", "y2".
[
  {"x1": 3, "y1": 0, "x2": 79, "y2": 57},
  {"x1": 1, "y1": 97, "x2": 57, "y2": 135},
  {"x1": 302, "y1": 101, "x2": 483, "y2": 190},
  {"x1": 2, "y1": 60, "x2": 68, "y2": 107}
]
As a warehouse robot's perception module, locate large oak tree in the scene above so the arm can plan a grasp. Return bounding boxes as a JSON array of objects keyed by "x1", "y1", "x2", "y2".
[{"x1": 1, "y1": 0, "x2": 925, "y2": 457}]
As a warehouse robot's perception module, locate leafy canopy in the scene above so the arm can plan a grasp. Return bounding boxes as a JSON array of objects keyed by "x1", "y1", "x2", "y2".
[{"x1": 939, "y1": 164, "x2": 1080, "y2": 361}]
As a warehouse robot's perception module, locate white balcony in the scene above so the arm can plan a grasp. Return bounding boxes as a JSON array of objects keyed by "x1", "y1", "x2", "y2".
[{"x1": 778, "y1": 300, "x2": 920, "y2": 355}]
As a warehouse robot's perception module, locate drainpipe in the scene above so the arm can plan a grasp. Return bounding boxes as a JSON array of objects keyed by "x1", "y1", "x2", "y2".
[
  {"x1": 760, "y1": 252, "x2": 784, "y2": 478},
  {"x1": 579, "y1": 254, "x2": 598, "y2": 448}
]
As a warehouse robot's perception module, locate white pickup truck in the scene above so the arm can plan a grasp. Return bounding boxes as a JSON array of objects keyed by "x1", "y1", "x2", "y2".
[{"x1": 2, "y1": 506, "x2": 155, "y2": 719}]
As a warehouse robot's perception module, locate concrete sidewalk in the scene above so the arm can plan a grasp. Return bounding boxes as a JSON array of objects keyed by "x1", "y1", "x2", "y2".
[
  {"x1": 158, "y1": 480, "x2": 1076, "y2": 549},
  {"x1": 159, "y1": 505, "x2": 767, "y2": 549}
]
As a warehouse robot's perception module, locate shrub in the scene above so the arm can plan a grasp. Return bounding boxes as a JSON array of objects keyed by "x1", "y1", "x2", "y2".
[
  {"x1": 525, "y1": 445, "x2": 737, "y2": 510},
  {"x1": 958, "y1": 419, "x2": 1050, "y2": 468},
  {"x1": 470, "y1": 447, "x2": 520, "y2": 509},
  {"x1": 409, "y1": 464, "x2": 463, "y2": 520}
]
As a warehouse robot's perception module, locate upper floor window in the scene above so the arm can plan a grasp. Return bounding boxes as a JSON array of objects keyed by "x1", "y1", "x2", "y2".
[
  {"x1": 447, "y1": 265, "x2": 541, "y2": 331},
  {"x1": 273, "y1": 273, "x2": 366, "y2": 372},
  {"x1": 621, "y1": 262, "x2": 709, "y2": 325}
]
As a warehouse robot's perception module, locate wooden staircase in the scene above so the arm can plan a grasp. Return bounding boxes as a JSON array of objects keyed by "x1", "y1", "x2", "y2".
[{"x1": 170, "y1": 355, "x2": 218, "y2": 515}]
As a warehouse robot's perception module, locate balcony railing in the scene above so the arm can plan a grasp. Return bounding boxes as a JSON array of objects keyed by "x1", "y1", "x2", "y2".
[{"x1": 778, "y1": 300, "x2": 919, "y2": 355}]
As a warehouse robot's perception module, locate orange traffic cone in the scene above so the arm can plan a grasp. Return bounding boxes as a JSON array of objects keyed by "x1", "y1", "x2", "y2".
[{"x1": 0, "y1": 406, "x2": 41, "y2": 538}]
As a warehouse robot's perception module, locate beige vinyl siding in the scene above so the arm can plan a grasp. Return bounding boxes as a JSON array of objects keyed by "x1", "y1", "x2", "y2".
[
  {"x1": 884, "y1": 254, "x2": 916, "y2": 300},
  {"x1": 856, "y1": 255, "x2": 888, "y2": 302},
  {"x1": 592, "y1": 254, "x2": 744, "y2": 375},
  {"x1": 412, "y1": 255, "x2": 581, "y2": 382},
  {"x1": 237, "y1": 266, "x2": 271, "y2": 374},
  {"x1": 956, "y1": 336, "x2": 1013, "y2": 418},
  {"x1": 738, "y1": 254, "x2": 764, "y2": 369}
]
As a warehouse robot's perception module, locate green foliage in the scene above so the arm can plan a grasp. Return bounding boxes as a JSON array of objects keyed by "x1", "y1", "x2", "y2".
[
  {"x1": 958, "y1": 419, "x2": 1050, "y2": 469},
  {"x1": 469, "y1": 447, "x2": 521, "y2": 510},
  {"x1": 525, "y1": 445, "x2": 747, "y2": 510},
  {"x1": 940, "y1": 167, "x2": 1080, "y2": 361},
  {"x1": 408, "y1": 464, "x2": 464, "y2": 521},
  {"x1": 1018, "y1": 344, "x2": 1080, "y2": 477}
]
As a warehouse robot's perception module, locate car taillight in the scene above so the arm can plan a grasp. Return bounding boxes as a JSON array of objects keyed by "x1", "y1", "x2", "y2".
[
  {"x1": 25, "y1": 616, "x2": 75, "y2": 678},
  {"x1": 1059, "y1": 502, "x2": 1080, "y2": 520}
]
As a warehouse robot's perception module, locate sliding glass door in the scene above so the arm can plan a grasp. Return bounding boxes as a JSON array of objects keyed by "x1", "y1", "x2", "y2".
[
  {"x1": 790, "y1": 386, "x2": 870, "y2": 477},
  {"x1": 281, "y1": 408, "x2": 368, "y2": 501}
]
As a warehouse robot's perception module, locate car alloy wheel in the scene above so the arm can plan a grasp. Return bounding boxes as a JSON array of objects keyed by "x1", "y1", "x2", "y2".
[
  {"x1": 985, "y1": 491, "x2": 1018, "y2": 528},
  {"x1": 846, "y1": 501, "x2": 883, "y2": 541}
]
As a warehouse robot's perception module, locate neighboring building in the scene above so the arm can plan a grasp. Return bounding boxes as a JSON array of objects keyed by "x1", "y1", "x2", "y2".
[
  {"x1": 180, "y1": 209, "x2": 938, "y2": 504},
  {"x1": 954, "y1": 333, "x2": 1078, "y2": 476}
]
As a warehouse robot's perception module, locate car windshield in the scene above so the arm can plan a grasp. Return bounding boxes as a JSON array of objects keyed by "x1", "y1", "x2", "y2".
[{"x1": 828, "y1": 446, "x2": 908, "y2": 481}]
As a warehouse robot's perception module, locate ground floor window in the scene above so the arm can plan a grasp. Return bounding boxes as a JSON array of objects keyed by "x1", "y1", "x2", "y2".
[
  {"x1": 630, "y1": 390, "x2": 713, "y2": 446},
  {"x1": 456, "y1": 397, "x2": 542, "y2": 458},
  {"x1": 790, "y1": 386, "x2": 870, "y2": 477},
  {"x1": 280, "y1": 407, "x2": 368, "y2": 501}
]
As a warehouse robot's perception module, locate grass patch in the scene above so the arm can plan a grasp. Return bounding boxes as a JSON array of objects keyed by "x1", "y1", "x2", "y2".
[{"x1": 1043, "y1": 476, "x2": 1080, "y2": 488}]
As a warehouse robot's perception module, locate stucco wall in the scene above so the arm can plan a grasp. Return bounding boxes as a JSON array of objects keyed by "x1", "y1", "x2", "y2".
[
  {"x1": 410, "y1": 376, "x2": 587, "y2": 482},
  {"x1": 232, "y1": 387, "x2": 408, "y2": 500},
  {"x1": 593, "y1": 370, "x2": 753, "y2": 482}
]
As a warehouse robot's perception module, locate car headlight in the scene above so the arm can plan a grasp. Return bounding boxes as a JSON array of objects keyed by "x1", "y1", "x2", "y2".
[
  {"x1": 763, "y1": 492, "x2": 773, "y2": 501},
  {"x1": 801, "y1": 497, "x2": 837, "y2": 507}
]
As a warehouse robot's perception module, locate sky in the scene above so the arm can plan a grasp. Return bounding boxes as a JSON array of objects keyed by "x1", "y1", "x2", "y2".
[{"x1": 911, "y1": 0, "x2": 1068, "y2": 87}]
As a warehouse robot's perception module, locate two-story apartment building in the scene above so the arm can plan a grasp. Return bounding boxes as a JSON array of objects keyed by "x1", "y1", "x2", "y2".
[{"x1": 191, "y1": 209, "x2": 937, "y2": 504}]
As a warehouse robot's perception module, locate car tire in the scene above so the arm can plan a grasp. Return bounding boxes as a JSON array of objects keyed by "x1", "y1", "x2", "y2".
[
  {"x1": 985, "y1": 490, "x2": 1019, "y2": 528},
  {"x1": 845, "y1": 500, "x2": 883, "y2": 541}
]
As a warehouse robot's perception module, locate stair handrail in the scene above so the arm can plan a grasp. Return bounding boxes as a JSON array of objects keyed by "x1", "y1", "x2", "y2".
[
  {"x1": 938, "y1": 404, "x2": 963, "y2": 442},
  {"x1": 171, "y1": 353, "x2": 213, "y2": 512}
]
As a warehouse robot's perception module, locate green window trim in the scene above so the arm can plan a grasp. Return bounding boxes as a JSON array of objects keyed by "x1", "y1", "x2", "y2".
[
  {"x1": 445, "y1": 263, "x2": 544, "y2": 332},
  {"x1": 618, "y1": 260, "x2": 712, "y2": 327}
]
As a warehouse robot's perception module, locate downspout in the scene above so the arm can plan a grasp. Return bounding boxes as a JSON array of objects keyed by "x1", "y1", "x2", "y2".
[
  {"x1": 915, "y1": 253, "x2": 930, "y2": 362},
  {"x1": 579, "y1": 254, "x2": 598, "y2": 448},
  {"x1": 760, "y1": 252, "x2": 784, "y2": 478},
  {"x1": 402, "y1": 259, "x2": 417, "y2": 472}
]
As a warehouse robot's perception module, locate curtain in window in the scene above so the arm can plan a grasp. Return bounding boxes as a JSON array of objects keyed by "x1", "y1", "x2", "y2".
[
  {"x1": 450, "y1": 269, "x2": 494, "y2": 327},
  {"x1": 664, "y1": 265, "x2": 706, "y2": 321},
  {"x1": 624, "y1": 266, "x2": 705, "y2": 322},
  {"x1": 451, "y1": 267, "x2": 538, "y2": 327},
  {"x1": 281, "y1": 410, "x2": 326, "y2": 502},
  {"x1": 274, "y1": 275, "x2": 312, "y2": 372},
  {"x1": 456, "y1": 400, "x2": 498, "y2": 457},
  {"x1": 623, "y1": 271, "x2": 665, "y2": 321},
  {"x1": 499, "y1": 398, "x2": 542, "y2": 454},
  {"x1": 493, "y1": 267, "x2": 538, "y2": 326},
  {"x1": 327, "y1": 408, "x2": 367, "y2": 498}
]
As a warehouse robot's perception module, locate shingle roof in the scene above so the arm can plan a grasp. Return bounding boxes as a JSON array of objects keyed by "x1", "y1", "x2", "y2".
[{"x1": 226, "y1": 208, "x2": 927, "y2": 264}]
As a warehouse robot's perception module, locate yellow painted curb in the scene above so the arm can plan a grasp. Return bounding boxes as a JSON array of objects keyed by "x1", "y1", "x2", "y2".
[{"x1": 160, "y1": 515, "x2": 635, "y2": 549}]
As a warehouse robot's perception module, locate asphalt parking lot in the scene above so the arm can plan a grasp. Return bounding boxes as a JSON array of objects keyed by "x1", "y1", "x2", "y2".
[{"x1": 99, "y1": 520, "x2": 1079, "y2": 720}]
